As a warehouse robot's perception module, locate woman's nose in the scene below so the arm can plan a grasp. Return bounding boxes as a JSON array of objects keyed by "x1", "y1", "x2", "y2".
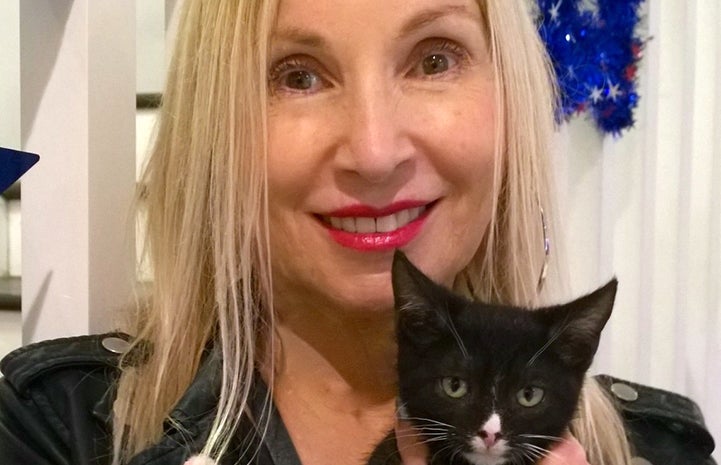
[{"x1": 334, "y1": 80, "x2": 413, "y2": 184}]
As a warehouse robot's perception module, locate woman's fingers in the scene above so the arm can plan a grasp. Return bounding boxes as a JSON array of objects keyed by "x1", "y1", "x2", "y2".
[
  {"x1": 395, "y1": 419, "x2": 428, "y2": 465},
  {"x1": 183, "y1": 455, "x2": 217, "y2": 465},
  {"x1": 538, "y1": 434, "x2": 590, "y2": 465}
]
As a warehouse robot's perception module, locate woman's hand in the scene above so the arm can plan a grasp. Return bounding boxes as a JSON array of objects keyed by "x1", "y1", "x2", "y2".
[
  {"x1": 184, "y1": 455, "x2": 217, "y2": 465},
  {"x1": 396, "y1": 420, "x2": 589, "y2": 465},
  {"x1": 395, "y1": 420, "x2": 428, "y2": 465},
  {"x1": 537, "y1": 434, "x2": 590, "y2": 465}
]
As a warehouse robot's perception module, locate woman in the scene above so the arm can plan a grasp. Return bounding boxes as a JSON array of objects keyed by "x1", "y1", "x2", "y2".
[{"x1": 0, "y1": 1, "x2": 715, "y2": 464}]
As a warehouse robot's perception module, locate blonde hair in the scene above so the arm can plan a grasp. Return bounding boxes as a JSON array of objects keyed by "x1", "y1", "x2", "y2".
[
  {"x1": 114, "y1": 1, "x2": 631, "y2": 464},
  {"x1": 114, "y1": 1, "x2": 278, "y2": 462}
]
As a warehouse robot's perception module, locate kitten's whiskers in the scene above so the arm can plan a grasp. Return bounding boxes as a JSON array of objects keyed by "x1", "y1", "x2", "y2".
[
  {"x1": 518, "y1": 433, "x2": 563, "y2": 442},
  {"x1": 449, "y1": 446, "x2": 465, "y2": 465},
  {"x1": 445, "y1": 302, "x2": 469, "y2": 359},
  {"x1": 526, "y1": 313, "x2": 572, "y2": 367},
  {"x1": 438, "y1": 442, "x2": 468, "y2": 465},
  {"x1": 519, "y1": 441, "x2": 563, "y2": 464},
  {"x1": 404, "y1": 416, "x2": 455, "y2": 430},
  {"x1": 518, "y1": 442, "x2": 547, "y2": 464}
]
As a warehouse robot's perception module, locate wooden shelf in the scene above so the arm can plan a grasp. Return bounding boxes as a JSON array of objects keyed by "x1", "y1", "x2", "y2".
[
  {"x1": 0, "y1": 277, "x2": 20, "y2": 311},
  {"x1": 2, "y1": 181, "x2": 20, "y2": 201}
]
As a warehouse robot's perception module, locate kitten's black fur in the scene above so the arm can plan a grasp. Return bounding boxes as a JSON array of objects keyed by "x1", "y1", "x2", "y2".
[{"x1": 367, "y1": 251, "x2": 616, "y2": 465}]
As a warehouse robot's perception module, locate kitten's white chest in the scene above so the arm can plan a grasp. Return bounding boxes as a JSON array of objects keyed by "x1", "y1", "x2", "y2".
[{"x1": 462, "y1": 413, "x2": 509, "y2": 465}]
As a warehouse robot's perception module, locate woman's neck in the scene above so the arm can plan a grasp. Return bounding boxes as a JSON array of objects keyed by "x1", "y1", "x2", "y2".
[
  {"x1": 264, "y1": 304, "x2": 398, "y2": 465},
  {"x1": 272, "y1": 303, "x2": 397, "y2": 405}
]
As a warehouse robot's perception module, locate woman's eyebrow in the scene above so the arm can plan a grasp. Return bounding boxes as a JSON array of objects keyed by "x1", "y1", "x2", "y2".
[
  {"x1": 396, "y1": 4, "x2": 477, "y2": 39},
  {"x1": 271, "y1": 27, "x2": 327, "y2": 49}
]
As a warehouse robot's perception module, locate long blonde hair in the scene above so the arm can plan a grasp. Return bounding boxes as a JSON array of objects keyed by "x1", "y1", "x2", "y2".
[
  {"x1": 114, "y1": 1, "x2": 631, "y2": 464},
  {"x1": 114, "y1": 1, "x2": 278, "y2": 462}
]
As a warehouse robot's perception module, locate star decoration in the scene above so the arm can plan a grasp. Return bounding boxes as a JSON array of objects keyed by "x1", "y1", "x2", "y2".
[
  {"x1": 590, "y1": 86, "x2": 604, "y2": 104},
  {"x1": 549, "y1": 0, "x2": 563, "y2": 23},
  {"x1": 537, "y1": 0, "x2": 647, "y2": 135},
  {"x1": 607, "y1": 81, "x2": 623, "y2": 101},
  {"x1": 577, "y1": 0, "x2": 600, "y2": 17}
]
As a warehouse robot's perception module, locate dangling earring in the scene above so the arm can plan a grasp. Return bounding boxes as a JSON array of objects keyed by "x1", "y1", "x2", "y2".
[{"x1": 537, "y1": 207, "x2": 550, "y2": 293}]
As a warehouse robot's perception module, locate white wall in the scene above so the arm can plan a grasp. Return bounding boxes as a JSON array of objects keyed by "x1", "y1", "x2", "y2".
[
  {"x1": 0, "y1": 0, "x2": 21, "y2": 361},
  {"x1": 0, "y1": 0, "x2": 20, "y2": 150},
  {"x1": 0, "y1": 0, "x2": 20, "y2": 279},
  {"x1": 0, "y1": 0, "x2": 173, "y2": 360},
  {"x1": 136, "y1": 0, "x2": 166, "y2": 94},
  {"x1": 20, "y1": 0, "x2": 136, "y2": 342},
  {"x1": 554, "y1": 0, "x2": 721, "y2": 457}
]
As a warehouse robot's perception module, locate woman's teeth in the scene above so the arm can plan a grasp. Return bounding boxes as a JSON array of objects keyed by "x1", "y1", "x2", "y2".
[{"x1": 326, "y1": 206, "x2": 426, "y2": 233}]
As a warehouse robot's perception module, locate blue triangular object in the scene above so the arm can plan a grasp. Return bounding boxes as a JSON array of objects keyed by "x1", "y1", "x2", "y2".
[{"x1": 0, "y1": 147, "x2": 40, "y2": 194}]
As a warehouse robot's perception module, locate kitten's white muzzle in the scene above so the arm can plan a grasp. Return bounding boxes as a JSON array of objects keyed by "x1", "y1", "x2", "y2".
[{"x1": 463, "y1": 436, "x2": 509, "y2": 465}]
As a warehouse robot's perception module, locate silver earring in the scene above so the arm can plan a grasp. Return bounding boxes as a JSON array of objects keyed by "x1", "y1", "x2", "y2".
[{"x1": 537, "y1": 207, "x2": 550, "y2": 293}]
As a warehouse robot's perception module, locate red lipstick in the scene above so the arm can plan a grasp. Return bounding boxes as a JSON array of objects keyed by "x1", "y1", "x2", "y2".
[{"x1": 319, "y1": 201, "x2": 433, "y2": 252}]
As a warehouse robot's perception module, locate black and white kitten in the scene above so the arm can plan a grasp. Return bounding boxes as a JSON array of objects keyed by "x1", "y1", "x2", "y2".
[{"x1": 368, "y1": 251, "x2": 616, "y2": 465}]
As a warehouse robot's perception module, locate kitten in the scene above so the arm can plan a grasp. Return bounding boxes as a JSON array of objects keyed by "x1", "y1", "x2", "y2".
[{"x1": 368, "y1": 251, "x2": 616, "y2": 465}]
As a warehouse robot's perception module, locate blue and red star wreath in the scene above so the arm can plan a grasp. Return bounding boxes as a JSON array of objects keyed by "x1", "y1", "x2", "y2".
[{"x1": 536, "y1": 0, "x2": 647, "y2": 135}]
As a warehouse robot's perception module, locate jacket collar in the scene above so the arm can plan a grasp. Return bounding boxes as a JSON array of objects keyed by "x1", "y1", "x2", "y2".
[
  {"x1": 92, "y1": 345, "x2": 222, "y2": 433},
  {"x1": 166, "y1": 348, "x2": 222, "y2": 429}
]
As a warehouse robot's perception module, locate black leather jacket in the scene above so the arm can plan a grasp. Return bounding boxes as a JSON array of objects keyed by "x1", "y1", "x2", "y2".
[{"x1": 0, "y1": 333, "x2": 716, "y2": 465}]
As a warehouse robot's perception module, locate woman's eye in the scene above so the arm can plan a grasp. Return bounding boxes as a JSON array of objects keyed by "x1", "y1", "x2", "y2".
[
  {"x1": 410, "y1": 39, "x2": 467, "y2": 78},
  {"x1": 516, "y1": 386, "x2": 545, "y2": 408},
  {"x1": 269, "y1": 58, "x2": 326, "y2": 94},
  {"x1": 439, "y1": 377, "x2": 469, "y2": 399},
  {"x1": 282, "y1": 70, "x2": 319, "y2": 91},
  {"x1": 421, "y1": 53, "x2": 454, "y2": 75}
]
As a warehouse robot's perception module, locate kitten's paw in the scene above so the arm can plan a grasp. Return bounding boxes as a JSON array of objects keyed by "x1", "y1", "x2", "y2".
[{"x1": 184, "y1": 455, "x2": 217, "y2": 465}]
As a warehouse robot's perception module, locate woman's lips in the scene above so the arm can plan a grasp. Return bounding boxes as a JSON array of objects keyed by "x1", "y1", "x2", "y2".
[{"x1": 317, "y1": 201, "x2": 434, "y2": 251}]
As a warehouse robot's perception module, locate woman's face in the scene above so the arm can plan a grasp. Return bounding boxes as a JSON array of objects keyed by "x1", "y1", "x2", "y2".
[{"x1": 267, "y1": 0, "x2": 497, "y2": 315}]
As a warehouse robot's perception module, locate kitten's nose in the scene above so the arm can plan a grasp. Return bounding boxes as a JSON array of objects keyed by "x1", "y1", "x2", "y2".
[
  {"x1": 478, "y1": 413, "x2": 503, "y2": 448},
  {"x1": 479, "y1": 430, "x2": 502, "y2": 448}
]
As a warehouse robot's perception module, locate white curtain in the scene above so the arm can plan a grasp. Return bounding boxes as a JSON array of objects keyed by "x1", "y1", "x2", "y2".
[{"x1": 553, "y1": 0, "x2": 721, "y2": 457}]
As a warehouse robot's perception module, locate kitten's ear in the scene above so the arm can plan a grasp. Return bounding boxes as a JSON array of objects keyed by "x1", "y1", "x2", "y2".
[
  {"x1": 544, "y1": 279, "x2": 617, "y2": 371},
  {"x1": 392, "y1": 250, "x2": 447, "y2": 338}
]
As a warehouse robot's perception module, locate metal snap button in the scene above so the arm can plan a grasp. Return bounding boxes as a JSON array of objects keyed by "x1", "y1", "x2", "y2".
[
  {"x1": 668, "y1": 421, "x2": 684, "y2": 433},
  {"x1": 102, "y1": 336, "x2": 131, "y2": 354},
  {"x1": 610, "y1": 382, "x2": 639, "y2": 402}
]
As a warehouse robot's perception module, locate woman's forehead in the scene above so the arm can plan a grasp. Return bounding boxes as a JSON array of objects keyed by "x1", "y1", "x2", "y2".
[{"x1": 273, "y1": 0, "x2": 482, "y2": 36}]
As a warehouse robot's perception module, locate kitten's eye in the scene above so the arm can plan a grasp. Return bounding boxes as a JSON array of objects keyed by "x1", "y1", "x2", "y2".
[
  {"x1": 440, "y1": 377, "x2": 468, "y2": 399},
  {"x1": 516, "y1": 386, "x2": 544, "y2": 407}
]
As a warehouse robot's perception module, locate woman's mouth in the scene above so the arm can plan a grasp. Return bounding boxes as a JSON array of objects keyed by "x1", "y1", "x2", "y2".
[
  {"x1": 321, "y1": 205, "x2": 427, "y2": 234},
  {"x1": 317, "y1": 202, "x2": 435, "y2": 251}
]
